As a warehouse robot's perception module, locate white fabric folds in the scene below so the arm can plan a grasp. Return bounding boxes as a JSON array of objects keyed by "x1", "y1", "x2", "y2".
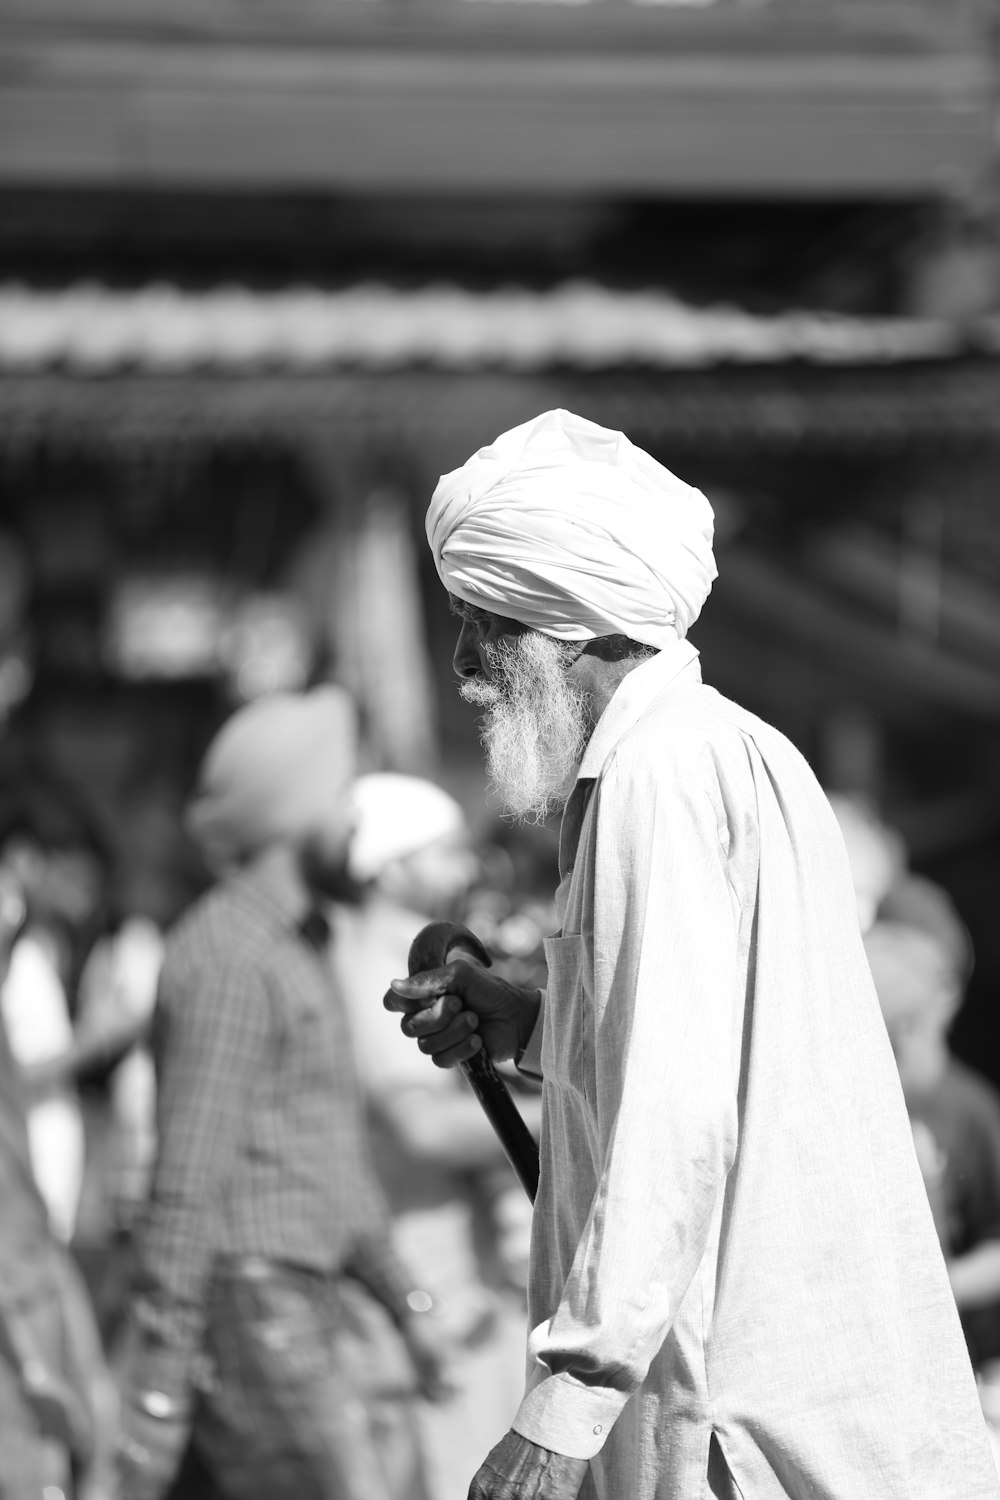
[{"x1": 426, "y1": 409, "x2": 717, "y2": 646}]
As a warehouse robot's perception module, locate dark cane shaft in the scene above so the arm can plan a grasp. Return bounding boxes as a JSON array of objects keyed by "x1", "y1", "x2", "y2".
[{"x1": 407, "y1": 922, "x2": 540, "y2": 1203}]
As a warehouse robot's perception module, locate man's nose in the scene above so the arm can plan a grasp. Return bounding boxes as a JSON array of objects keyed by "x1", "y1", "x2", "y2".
[{"x1": 453, "y1": 620, "x2": 483, "y2": 680}]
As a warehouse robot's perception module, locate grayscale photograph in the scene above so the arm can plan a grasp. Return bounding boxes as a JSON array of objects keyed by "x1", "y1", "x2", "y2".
[{"x1": 1, "y1": 2, "x2": 999, "y2": 1497}]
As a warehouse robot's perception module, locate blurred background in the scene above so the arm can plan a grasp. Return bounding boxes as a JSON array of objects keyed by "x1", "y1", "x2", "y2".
[{"x1": 2, "y1": 0, "x2": 1000, "y2": 1305}]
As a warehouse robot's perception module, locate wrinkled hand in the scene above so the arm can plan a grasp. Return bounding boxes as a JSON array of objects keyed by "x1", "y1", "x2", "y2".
[
  {"x1": 117, "y1": 1400, "x2": 190, "y2": 1500},
  {"x1": 385, "y1": 962, "x2": 540, "y2": 1069},
  {"x1": 468, "y1": 1430, "x2": 588, "y2": 1500},
  {"x1": 399, "y1": 1310, "x2": 457, "y2": 1404}
]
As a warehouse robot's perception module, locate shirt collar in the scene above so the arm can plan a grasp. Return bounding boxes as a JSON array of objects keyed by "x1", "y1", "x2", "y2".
[
  {"x1": 577, "y1": 639, "x2": 701, "y2": 781},
  {"x1": 228, "y1": 860, "x2": 313, "y2": 934}
]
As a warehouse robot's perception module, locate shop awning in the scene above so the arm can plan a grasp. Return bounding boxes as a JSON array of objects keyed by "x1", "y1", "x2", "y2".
[
  {"x1": 2, "y1": 281, "x2": 1000, "y2": 455},
  {"x1": 1, "y1": 281, "x2": 996, "y2": 374}
]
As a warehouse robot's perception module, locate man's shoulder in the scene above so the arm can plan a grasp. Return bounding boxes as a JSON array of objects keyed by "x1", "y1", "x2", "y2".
[
  {"x1": 609, "y1": 682, "x2": 754, "y2": 774},
  {"x1": 627, "y1": 680, "x2": 809, "y2": 772},
  {"x1": 163, "y1": 881, "x2": 261, "y2": 979},
  {"x1": 165, "y1": 880, "x2": 228, "y2": 945},
  {"x1": 599, "y1": 682, "x2": 823, "y2": 833}
]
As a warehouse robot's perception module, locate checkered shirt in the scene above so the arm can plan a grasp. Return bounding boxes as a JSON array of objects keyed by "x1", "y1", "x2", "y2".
[{"x1": 131, "y1": 865, "x2": 412, "y2": 1402}]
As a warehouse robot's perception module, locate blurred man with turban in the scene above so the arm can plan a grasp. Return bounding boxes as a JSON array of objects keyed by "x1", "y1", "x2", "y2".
[
  {"x1": 118, "y1": 689, "x2": 450, "y2": 1500},
  {"x1": 387, "y1": 411, "x2": 999, "y2": 1499}
]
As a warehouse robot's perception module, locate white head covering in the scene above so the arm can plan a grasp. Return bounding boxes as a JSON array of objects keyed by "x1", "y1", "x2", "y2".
[
  {"x1": 186, "y1": 687, "x2": 356, "y2": 871},
  {"x1": 426, "y1": 409, "x2": 716, "y2": 647},
  {"x1": 827, "y1": 793, "x2": 907, "y2": 934},
  {"x1": 348, "y1": 773, "x2": 467, "y2": 883}
]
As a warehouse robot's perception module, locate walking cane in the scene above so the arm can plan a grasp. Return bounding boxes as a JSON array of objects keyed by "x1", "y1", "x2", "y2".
[{"x1": 407, "y1": 921, "x2": 540, "y2": 1204}]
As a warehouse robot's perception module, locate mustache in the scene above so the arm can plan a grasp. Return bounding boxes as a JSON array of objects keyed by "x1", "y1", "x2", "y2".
[{"x1": 459, "y1": 677, "x2": 502, "y2": 708}]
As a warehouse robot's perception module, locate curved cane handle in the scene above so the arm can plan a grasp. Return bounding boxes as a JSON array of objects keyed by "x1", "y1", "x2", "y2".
[
  {"x1": 407, "y1": 921, "x2": 539, "y2": 1202},
  {"x1": 407, "y1": 920, "x2": 493, "y2": 976}
]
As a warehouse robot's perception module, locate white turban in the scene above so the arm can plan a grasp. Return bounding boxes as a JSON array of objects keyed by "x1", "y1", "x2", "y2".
[
  {"x1": 348, "y1": 773, "x2": 467, "y2": 883},
  {"x1": 186, "y1": 687, "x2": 356, "y2": 871},
  {"x1": 426, "y1": 409, "x2": 716, "y2": 647}
]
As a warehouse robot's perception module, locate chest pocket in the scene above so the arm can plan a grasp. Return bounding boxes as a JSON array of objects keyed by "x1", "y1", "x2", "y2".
[{"x1": 541, "y1": 933, "x2": 592, "y2": 1101}]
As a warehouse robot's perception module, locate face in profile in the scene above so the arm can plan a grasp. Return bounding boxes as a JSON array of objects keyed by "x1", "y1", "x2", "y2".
[
  {"x1": 865, "y1": 924, "x2": 960, "y2": 1090},
  {"x1": 880, "y1": 996, "x2": 947, "y2": 1070},
  {"x1": 384, "y1": 833, "x2": 479, "y2": 920}
]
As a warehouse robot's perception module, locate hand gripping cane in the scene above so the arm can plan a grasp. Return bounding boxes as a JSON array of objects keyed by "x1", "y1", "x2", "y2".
[{"x1": 407, "y1": 921, "x2": 540, "y2": 1203}]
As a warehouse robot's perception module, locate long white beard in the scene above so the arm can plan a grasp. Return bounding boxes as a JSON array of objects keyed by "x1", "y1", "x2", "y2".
[{"x1": 460, "y1": 630, "x2": 590, "y2": 823}]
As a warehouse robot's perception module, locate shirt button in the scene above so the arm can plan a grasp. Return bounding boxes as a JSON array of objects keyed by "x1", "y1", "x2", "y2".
[{"x1": 593, "y1": 1425, "x2": 603, "y2": 1435}]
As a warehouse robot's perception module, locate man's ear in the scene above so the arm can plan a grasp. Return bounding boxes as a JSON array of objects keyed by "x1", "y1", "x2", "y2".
[{"x1": 579, "y1": 634, "x2": 658, "y2": 664}]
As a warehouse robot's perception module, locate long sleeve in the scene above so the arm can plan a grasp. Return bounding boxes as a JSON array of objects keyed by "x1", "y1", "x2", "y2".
[
  {"x1": 513, "y1": 735, "x2": 745, "y2": 1459},
  {"x1": 131, "y1": 959, "x2": 272, "y2": 1402},
  {"x1": 516, "y1": 997, "x2": 546, "y2": 1081}
]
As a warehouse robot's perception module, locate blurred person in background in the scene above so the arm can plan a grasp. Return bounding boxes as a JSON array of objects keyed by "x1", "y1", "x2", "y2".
[
  {"x1": 77, "y1": 850, "x2": 173, "y2": 1233},
  {"x1": 828, "y1": 788, "x2": 975, "y2": 954},
  {"x1": 0, "y1": 800, "x2": 109, "y2": 1244},
  {"x1": 826, "y1": 792, "x2": 907, "y2": 935},
  {"x1": 831, "y1": 789, "x2": 1000, "y2": 1455},
  {"x1": 0, "y1": 770, "x2": 179, "y2": 1368},
  {"x1": 0, "y1": 868, "x2": 117, "y2": 1500},
  {"x1": 0, "y1": 786, "x2": 166, "y2": 1366},
  {"x1": 74, "y1": 769, "x2": 206, "y2": 1353},
  {"x1": 387, "y1": 409, "x2": 999, "y2": 1499},
  {"x1": 462, "y1": 821, "x2": 560, "y2": 1000},
  {"x1": 73, "y1": 873, "x2": 166, "y2": 1352},
  {"x1": 117, "y1": 688, "x2": 451, "y2": 1500},
  {"x1": 336, "y1": 771, "x2": 537, "y2": 1500},
  {"x1": 865, "y1": 921, "x2": 1000, "y2": 1376}
]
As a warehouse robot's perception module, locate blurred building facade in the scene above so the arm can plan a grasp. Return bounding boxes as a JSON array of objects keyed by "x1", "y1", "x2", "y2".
[{"x1": 1, "y1": 0, "x2": 1000, "y2": 1061}]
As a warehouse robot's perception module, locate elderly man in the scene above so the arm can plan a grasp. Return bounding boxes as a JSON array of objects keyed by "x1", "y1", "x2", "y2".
[
  {"x1": 387, "y1": 410, "x2": 999, "y2": 1500},
  {"x1": 118, "y1": 689, "x2": 449, "y2": 1500}
]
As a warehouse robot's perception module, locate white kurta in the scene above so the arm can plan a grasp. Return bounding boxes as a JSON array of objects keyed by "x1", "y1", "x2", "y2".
[{"x1": 511, "y1": 642, "x2": 999, "y2": 1499}]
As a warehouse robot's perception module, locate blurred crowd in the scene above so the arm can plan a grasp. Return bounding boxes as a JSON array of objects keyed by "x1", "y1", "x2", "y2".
[
  {"x1": 0, "y1": 691, "x2": 554, "y2": 1500},
  {"x1": 1, "y1": 691, "x2": 999, "y2": 1497}
]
